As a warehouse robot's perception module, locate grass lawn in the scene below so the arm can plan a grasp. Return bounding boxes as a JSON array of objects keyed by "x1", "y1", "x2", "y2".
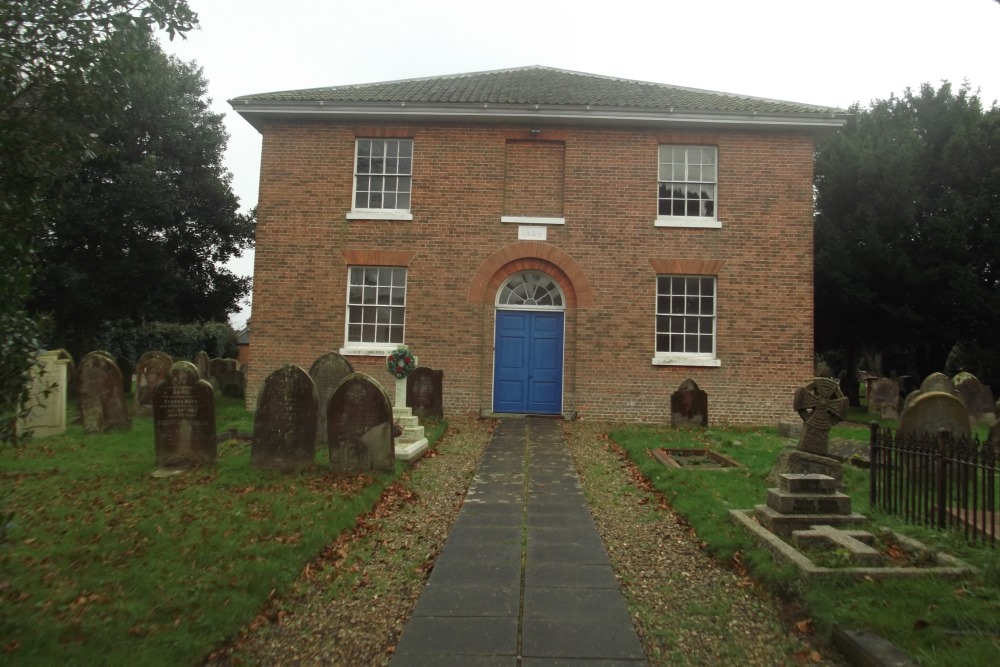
[
  {"x1": 0, "y1": 396, "x2": 445, "y2": 665},
  {"x1": 610, "y1": 415, "x2": 1000, "y2": 666}
]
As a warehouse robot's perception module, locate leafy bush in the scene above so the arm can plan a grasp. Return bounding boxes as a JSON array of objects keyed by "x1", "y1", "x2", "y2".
[{"x1": 95, "y1": 320, "x2": 238, "y2": 364}]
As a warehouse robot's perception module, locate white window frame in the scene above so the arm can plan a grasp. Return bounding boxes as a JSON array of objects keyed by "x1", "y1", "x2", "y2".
[
  {"x1": 652, "y1": 275, "x2": 721, "y2": 367},
  {"x1": 340, "y1": 266, "x2": 407, "y2": 356},
  {"x1": 347, "y1": 138, "x2": 414, "y2": 221},
  {"x1": 655, "y1": 145, "x2": 720, "y2": 229}
]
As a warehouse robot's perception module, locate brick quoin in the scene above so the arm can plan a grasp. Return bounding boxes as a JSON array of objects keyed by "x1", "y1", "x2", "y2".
[{"x1": 247, "y1": 121, "x2": 818, "y2": 425}]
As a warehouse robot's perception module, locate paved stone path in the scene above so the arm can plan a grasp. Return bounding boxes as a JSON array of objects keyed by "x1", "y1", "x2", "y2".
[{"x1": 391, "y1": 418, "x2": 645, "y2": 666}]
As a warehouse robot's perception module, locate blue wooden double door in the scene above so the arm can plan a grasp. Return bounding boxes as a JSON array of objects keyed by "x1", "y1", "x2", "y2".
[{"x1": 493, "y1": 310, "x2": 564, "y2": 414}]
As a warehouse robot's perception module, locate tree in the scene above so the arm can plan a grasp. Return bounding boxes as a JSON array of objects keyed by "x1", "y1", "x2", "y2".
[
  {"x1": 0, "y1": 1, "x2": 197, "y2": 442},
  {"x1": 814, "y1": 82, "x2": 1000, "y2": 383},
  {"x1": 28, "y1": 24, "x2": 254, "y2": 359}
]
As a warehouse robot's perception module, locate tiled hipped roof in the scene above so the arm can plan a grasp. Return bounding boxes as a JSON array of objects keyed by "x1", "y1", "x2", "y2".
[{"x1": 231, "y1": 65, "x2": 842, "y2": 118}]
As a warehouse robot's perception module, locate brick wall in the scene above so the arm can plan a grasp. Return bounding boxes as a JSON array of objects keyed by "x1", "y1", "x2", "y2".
[{"x1": 248, "y1": 121, "x2": 815, "y2": 425}]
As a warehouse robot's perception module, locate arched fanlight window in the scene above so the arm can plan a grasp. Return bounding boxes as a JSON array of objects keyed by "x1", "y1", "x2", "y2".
[{"x1": 496, "y1": 271, "x2": 565, "y2": 309}]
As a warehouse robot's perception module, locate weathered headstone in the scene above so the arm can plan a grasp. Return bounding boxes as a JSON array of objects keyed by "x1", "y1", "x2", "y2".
[
  {"x1": 839, "y1": 372, "x2": 861, "y2": 408},
  {"x1": 898, "y1": 391, "x2": 971, "y2": 441},
  {"x1": 768, "y1": 378, "x2": 848, "y2": 487},
  {"x1": 328, "y1": 373, "x2": 394, "y2": 472},
  {"x1": 194, "y1": 351, "x2": 211, "y2": 380},
  {"x1": 407, "y1": 367, "x2": 444, "y2": 420},
  {"x1": 670, "y1": 378, "x2": 707, "y2": 428},
  {"x1": 77, "y1": 351, "x2": 131, "y2": 432},
  {"x1": 953, "y1": 373, "x2": 996, "y2": 425},
  {"x1": 134, "y1": 351, "x2": 172, "y2": 416},
  {"x1": 920, "y1": 372, "x2": 955, "y2": 396},
  {"x1": 211, "y1": 357, "x2": 245, "y2": 398},
  {"x1": 309, "y1": 352, "x2": 354, "y2": 445},
  {"x1": 251, "y1": 364, "x2": 318, "y2": 471},
  {"x1": 153, "y1": 361, "x2": 216, "y2": 466},
  {"x1": 867, "y1": 378, "x2": 900, "y2": 420},
  {"x1": 17, "y1": 350, "x2": 69, "y2": 438},
  {"x1": 53, "y1": 349, "x2": 77, "y2": 399}
]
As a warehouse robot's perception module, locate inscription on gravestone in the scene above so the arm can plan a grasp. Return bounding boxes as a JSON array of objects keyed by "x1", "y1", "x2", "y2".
[
  {"x1": 867, "y1": 378, "x2": 900, "y2": 420},
  {"x1": 309, "y1": 352, "x2": 354, "y2": 445},
  {"x1": 77, "y1": 351, "x2": 131, "y2": 433},
  {"x1": 328, "y1": 373, "x2": 394, "y2": 472},
  {"x1": 251, "y1": 364, "x2": 318, "y2": 471},
  {"x1": 153, "y1": 361, "x2": 216, "y2": 466}
]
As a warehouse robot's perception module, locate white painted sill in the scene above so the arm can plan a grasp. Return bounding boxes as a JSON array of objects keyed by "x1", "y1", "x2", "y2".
[
  {"x1": 651, "y1": 355, "x2": 722, "y2": 367},
  {"x1": 340, "y1": 346, "x2": 396, "y2": 357},
  {"x1": 346, "y1": 210, "x2": 413, "y2": 221},
  {"x1": 654, "y1": 217, "x2": 722, "y2": 229}
]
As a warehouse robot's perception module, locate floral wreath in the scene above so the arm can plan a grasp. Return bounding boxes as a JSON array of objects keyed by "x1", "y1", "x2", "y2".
[{"x1": 386, "y1": 346, "x2": 416, "y2": 379}]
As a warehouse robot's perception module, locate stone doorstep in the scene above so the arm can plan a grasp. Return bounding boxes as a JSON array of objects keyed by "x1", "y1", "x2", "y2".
[
  {"x1": 400, "y1": 425, "x2": 425, "y2": 441},
  {"x1": 779, "y1": 473, "x2": 837, "y2": 494},
  {"x1": 766, "y1": 488, "x2": 853, "y2": 515},
  {"x1": 754, "y1": 504, "x2": 868, "y2": 535},
  {"x1": 792, "y1": 525, "x2": 883, "y2": 567}
]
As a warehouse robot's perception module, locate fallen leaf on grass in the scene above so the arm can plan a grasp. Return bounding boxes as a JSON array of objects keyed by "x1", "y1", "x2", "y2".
[
  {"x1": 4, "y1": 641, "x2": 20, "y2": 653},
  {"x1": 914, "y1": 619, "x2": 930, "y2": 630},
  {"x1": 794, "y1": 619, "x2": 814, "y2": 634}
]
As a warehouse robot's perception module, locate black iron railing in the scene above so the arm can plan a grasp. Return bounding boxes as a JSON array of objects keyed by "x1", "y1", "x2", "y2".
[{"x1": 869, "y1": 423, "x2": 998, "y2": 545}]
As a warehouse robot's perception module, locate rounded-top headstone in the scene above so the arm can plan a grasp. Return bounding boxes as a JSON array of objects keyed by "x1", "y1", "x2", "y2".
[
  {"x1": 920, "y1": 372, "x2": 956, "y2": 396},
  {"x1": 328, "y1": 372, "x2": 394, "y2": 472},
  {"x1": 77, "y1": 351, "x2": 130, "y2": 432},
  {"x1": 134, "y1": 351, "x2": 173, "y2": 414},
  {"x1": 309, "y1": 352, "x2": 354, "y2": 445},
  {"x1": 899, "y1": 391, "x2": 971, "y2": 440},
  {"x1": 251, "y1": 364, "x2": 318, "y2": 471},
  {"x1": 153, "y1": 361, "x2": 216, "y2": 467}
]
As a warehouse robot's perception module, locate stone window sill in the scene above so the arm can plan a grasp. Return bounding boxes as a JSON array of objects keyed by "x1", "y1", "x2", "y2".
[
  {"x1": 652, "y1": 355, "x2": 722, "y2": 367},
  {"x1": 654, "y1": 217, "x2": 722, "y2": 229}
]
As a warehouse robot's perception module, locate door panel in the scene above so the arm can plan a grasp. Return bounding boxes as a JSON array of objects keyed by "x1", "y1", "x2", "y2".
[{"x1": 494, "y1": 310, "x2": 563, "y2": 414}]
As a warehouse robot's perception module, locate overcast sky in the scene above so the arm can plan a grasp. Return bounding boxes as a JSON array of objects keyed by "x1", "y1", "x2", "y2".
[{"x1": 158, "y1": 0, "x2": 1000, "y2": 329}]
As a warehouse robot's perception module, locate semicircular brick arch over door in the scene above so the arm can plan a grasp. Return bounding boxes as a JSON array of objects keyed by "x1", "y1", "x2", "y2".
[{"x1": 493, "y1": 270, "x2": 565, "y2": 415}]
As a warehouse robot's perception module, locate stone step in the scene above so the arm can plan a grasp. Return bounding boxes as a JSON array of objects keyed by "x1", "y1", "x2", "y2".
[
  {"x1": 779, "y1": 473, "x2": 837, "y2": 495},
  {"x1": 754, "y1": 504, "x2": 867, "y2": 535},
  {"x1": 394, "y1": 414, "x2": 419, "y2": 429},
  {"x1": 766, "y1": 488, "x2": 853, "y2": 515},
  {"x1": 395, "y1": 437, "x2": 429, "y2": 463},
  {"x1": 398, "y1": 425, "x2": 425, "y2": 442},
  {"x1": 393, "y1": 406, "x2": 413, "y2": 419}
]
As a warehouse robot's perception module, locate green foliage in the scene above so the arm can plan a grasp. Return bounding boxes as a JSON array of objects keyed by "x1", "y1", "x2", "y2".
[
  {"x1": 27, "y1": 25, "x2": 253, "y2": 358},
  {"x1": 94, "y1": 321, "x2": 239, "y2": 365},
  {"x1": 1, "y1": 2, "x2": 199, "y2": 445},
  {"x1": 814, "y1": 83, "x2": 1000, "y2": 383}
]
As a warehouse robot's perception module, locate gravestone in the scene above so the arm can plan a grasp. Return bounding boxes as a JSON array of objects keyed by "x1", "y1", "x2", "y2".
[
  {"x1": 953, "y1": 373, "x2": 996, "y2": 425},
  {"x1": 768, "y1": 378, "x2": 849, "y2": 487},
  {"x1": 251, "y1": 364, "x2": 318, "y2": 471},
  {"x1": 407, "y1": 367, "x2": 444, "y2": 420},
  {"x1": 328, "y1": 373, "x2": 394, "y2": 472},
  {"x1": 117, "y1": 355, "x2": 133, "y2": 396},
  {"x1": 867, "y1": 378, "x2": 900, "y2": 420},
  {"x1": 920, "y1": 372, "x2": 955, "y2": 396},
  {"x1": 309, "y1": 352, "x2": 354, "y2": 445},
  {"x1": 134, "y1": 351, "x2": 172, "y2": 416},
  {"x1": 153, "y1": 361, "x2": 216, "y2": 466},
  {"x1": 211, "y1": 357, "x2": 245, "y2": 398},
  {"x1": 77, "y1": 351, "x2": 131, "y2": 433},
  {"x1": 898, "y1": 391, "x2": 971, "y2": 441},
  {"x1": 194, "y1": 351, "x2": 210, "y2": 379},
  {"x1": 839, "y1": 371, "x2": 861, "y2": 408},
  {"x1": 670, "y1": 378, "x2": 708, "y2": 428},
  {"x1": 17, "y1": 350, "x2": 70, "y2": 438},
  {"x1": 53, "y1": 349, "x2": 77, "y2": 399}
]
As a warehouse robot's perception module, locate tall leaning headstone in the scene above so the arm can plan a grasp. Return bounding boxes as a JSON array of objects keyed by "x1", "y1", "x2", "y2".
[
  {"x1": 134, "y1": 351, "x2": 173, "y2": 416},
  {"x1": 328, "y1": 373, "x2": 395, "y2": 472},
  {"x1": 153, "y1": 361, "x2": 216, "y2": 466},
  {"x1": 77, "y1": 351, "x2": 131, "y2": 433},
  {"x1": 309, "y1": 352, "x2": 354, "y2": 445},
  {"x1": 251, "y1": 364, "x2": 317, "y2": 471}
]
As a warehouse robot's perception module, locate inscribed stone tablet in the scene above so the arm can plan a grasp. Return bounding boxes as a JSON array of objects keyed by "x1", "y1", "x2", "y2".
[
  {"x1": 328, "y1": 373, "x2": 394, "y2": 472},
  {"x1": 407, "y1": 367, "x2": 443, "y2": 419},
  {"x1": 251, "y1": 364, "x2": 317, "y2": 471},
  {"x1": 77, "y1": 351, "x2": 130, "y2": 432},
  {"x1": 309, "y1": 352, "x2": 354, "y2": 445},
  {"x1": 899, "y1": 391, "x2": 971, "y2": 440},
  {"x1": 134, "y1": 351, "x2": 172, "y2": 416},
  {"x1": 153, "y1": 361, "x2": 216, "y2": 466}
]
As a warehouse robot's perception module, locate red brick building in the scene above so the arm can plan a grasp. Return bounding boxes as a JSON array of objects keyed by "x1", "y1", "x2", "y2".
[{"x1": 232, "y1": 67, "x2": 846, "y2": 424}]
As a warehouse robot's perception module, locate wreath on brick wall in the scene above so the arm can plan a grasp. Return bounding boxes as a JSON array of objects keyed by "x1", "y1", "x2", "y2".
[{"x1": 386, "y1": 346, "x2": 416, "y2": 379}]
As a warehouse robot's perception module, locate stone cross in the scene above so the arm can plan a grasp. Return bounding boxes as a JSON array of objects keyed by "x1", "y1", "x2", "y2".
[{"x1": 793, "y1": 377, "x2": 849, "y2": 456}]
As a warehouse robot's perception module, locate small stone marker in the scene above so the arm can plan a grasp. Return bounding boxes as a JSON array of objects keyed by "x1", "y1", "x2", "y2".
[
  {"x1": 308, "y1": 352, "x2": 354, "y2": 445},
  {"x1": 134, "y1": 351, "x2": 172, "y2": 416},
  {"x1": 919, "y1": 372, "x2": 955, "y2": 396},
  {"x1": 898, "y1": 391, "x2": 971, "y2": 440},
  {"x1": 328, "y1": 372, "x2": 395, "y2": 472},
  {"x1": 867, "y1": 378, "x2": 900, "y2": 420},
  {"x1": 251, "y1": 364, "x2": 318, "y2": 471},
  {"x1": 17, "y1": 350, "x2": 70, "y2": 438},
  {"x1": 153, "y1": 361, "x2": 216, "y2": 466},
  {"x1": 210, "y1": 358, "x2": 246, "y2": 398},
  {"x1": 670, "y1": 378, "x2": 707, "y2": 428},
  {"x1": 77, "y1": 351, "x2": 131, "y2": 433},
  {"x1": 406, "y1": 367, "x2": 444, "y2": 420}
]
